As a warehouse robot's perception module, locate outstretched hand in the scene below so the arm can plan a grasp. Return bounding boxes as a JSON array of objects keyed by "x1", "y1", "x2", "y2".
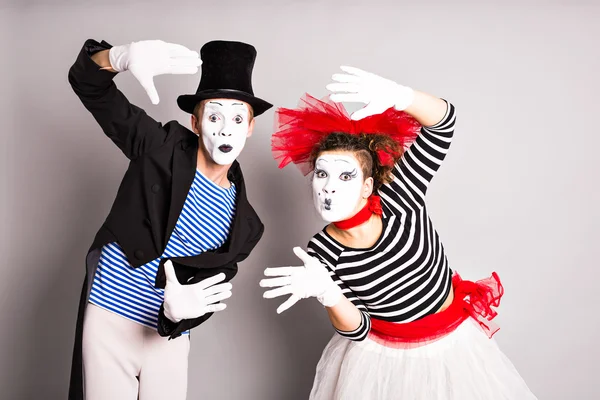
[{"x1": 260, "y1": 247, "x2": 342, "y2": 314}]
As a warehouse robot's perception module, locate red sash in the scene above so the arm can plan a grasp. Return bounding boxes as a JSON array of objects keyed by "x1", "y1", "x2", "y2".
[{"x1": 370, "y1": 273, "x2": 503, "y2": 347}]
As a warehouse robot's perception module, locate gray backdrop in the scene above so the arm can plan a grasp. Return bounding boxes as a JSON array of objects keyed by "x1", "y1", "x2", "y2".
[{"x1": 1, "y1": 0, "x2": 599, "y2": 399}]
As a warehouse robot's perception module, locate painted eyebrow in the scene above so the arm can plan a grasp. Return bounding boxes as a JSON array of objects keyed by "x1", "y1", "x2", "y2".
[
  {"x1": 317, "y1": 158, "x2": 354, "y2": 164},
  {"x1": 208, "y1": 101, "x2": 223, "y2": 106}
]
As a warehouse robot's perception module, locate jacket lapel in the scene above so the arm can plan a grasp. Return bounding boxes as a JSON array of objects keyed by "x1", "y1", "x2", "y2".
[
  {"x1": 155, "y1": 158, "x2": 253, "y2": 288},
  {"x1": 170, "y1": 160, "x2": 251, "y2": 268}
]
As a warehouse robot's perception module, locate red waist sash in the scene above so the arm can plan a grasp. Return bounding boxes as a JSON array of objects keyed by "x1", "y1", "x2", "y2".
[{"x1": 370, "y1": 273, "x2": 503, "y2": 345}]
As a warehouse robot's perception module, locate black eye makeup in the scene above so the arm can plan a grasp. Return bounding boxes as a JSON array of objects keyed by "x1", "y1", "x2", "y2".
[
  {"x1": 314, "y1": 169, "x2": 328, "y2": 178},
  {"x1": 340, "y1": 169, "x2": 358, "y2": 181}
]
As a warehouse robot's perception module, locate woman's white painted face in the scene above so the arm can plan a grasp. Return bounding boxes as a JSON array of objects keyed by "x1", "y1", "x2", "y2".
[
  {"x1": 200, "y1": 99, "x2": 251, "y2": 165},
  {"x1": 312, "y1": 152, "x2": 367, "y2": 222}
]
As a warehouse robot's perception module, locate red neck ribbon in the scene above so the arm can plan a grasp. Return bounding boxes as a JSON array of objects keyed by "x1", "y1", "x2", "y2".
[{"x1": 333, "y1": 195, "x2": 383, "y2": 230}]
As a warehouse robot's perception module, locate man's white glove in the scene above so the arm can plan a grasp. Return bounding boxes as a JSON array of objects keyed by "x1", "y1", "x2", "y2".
[
  {"x1": 163, "y1": 260, "x2": 232, "y2": 323},
  {"x1": 260, "y1": 247, "x2": 343, "y2": 314},
  {"x1": 326, "y1": 66, "x2": 415, "y2": 120},
  {"x1": 108, "y1": 40, "x2": 201, "y2": 104}
]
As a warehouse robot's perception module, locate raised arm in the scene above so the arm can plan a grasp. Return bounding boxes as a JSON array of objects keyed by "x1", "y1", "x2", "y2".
[
  {"x1": 327, "y1": 66, "x2": 456, "y2": 207},
  {"x1": 389, "y1": 97, "x2": 456, "y2": 207},
  {"x1": 68, "y1": 39, "x2": 200, "y2": 160}
]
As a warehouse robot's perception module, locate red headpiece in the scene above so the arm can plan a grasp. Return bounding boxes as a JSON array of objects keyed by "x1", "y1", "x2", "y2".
[{"x1": 271, "y1": 93, "x2": 421, "y2": 175}]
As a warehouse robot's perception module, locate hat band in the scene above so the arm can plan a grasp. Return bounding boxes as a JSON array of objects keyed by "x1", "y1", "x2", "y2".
[{"x1": 195, "y1": 88, "x2": 254, "y2": 97}]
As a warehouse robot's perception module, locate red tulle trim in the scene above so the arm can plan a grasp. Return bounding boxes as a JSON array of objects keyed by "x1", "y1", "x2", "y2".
[
  {"x1": 333, "y1": 195, "x2": 383, "y2": 230},
  {"x1": 376, "y1": 149, "x2": 395, "y2": 167},
  {"x1": 272, "y1": 93, "x2": 421, "y2": 175},
  {"x1": 370, "y1": 272, "x2": 504, "y2": 348}
]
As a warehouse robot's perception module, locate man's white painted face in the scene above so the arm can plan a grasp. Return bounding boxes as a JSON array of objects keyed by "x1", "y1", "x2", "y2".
[
  {"x1": 200, "y1": 99, "x2": 251, "y2": 165},
  {"x1": 312, "y1": 153, "x2": 365, "y2": 222}
]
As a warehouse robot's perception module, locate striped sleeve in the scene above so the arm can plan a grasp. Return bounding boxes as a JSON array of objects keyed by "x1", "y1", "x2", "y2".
[
  {"x1": 334, "y1": 309, "x2": 371, "y2": 341},
  {"x1": 307, "y1": 237, "x2": 371, "y2": 341},
  {"x1": 386, "y1": 101, "x2": 456, "y2": 208}
]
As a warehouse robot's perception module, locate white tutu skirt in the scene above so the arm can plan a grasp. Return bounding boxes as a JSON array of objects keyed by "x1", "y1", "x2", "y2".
[{"x1": 309, "y1": 319, "x2": 537, "y2": 400}]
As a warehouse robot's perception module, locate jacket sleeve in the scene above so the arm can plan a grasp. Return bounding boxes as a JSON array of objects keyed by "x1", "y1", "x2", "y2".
[
  {"x1": 68, "y1": 39, "x2": 169, "y2": 160},
  {"x1": 156, "y1": 218, "x2": 265, "y2": 339}
]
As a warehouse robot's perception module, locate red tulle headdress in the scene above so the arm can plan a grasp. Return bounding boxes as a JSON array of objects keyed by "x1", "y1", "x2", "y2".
[{"x1": 271, "y1": 93, "x2": 421, "y2": 175}]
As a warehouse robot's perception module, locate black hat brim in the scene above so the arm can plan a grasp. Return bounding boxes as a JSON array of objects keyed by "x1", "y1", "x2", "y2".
[{"x1": 177, "y1": 89, "x2": 273, "y2": 117}]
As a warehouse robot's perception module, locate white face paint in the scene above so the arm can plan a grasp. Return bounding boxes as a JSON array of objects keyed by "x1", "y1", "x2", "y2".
[
  {"x1": 200, "y1": 99, "x2": 251, "y2": 165},
  {"x1": 312, "y1": 153, "x2": 365, "y2": 222}
]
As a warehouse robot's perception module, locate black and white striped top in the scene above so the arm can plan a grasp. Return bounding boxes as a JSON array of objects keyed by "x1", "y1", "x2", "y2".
[{"x1": 307, "y1": 101, "x2": 456, "y2": 341}]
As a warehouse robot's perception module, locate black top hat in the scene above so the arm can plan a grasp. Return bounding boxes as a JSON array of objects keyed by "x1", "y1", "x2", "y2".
[{"x1": 177, "y1": 40, "x2": 272, "y2": 117}]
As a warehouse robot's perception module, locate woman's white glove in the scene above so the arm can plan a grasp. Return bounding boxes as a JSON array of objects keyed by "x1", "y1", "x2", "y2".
[
  {"x1": 326, "y1": 66, "x2": 414, "y2": 120},
  {"x1": 260, "y1": 247, "x2": 343, "y2": 314},
  {"x1": 163, "y1": 260, "x2": 232, "y2": 323},
  {"x1": 108, "y1": 40, "x2": 201, "y2": 104}
]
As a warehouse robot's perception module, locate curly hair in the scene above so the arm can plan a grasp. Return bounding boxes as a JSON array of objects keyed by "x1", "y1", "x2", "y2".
[{"x1": 309, "y1": 132, "x2": 404, "y2": 190}]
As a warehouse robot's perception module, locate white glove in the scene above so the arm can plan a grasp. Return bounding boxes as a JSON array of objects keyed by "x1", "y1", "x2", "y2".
[
  {"x1": 109, "y1": 40, "x2": 202, "y2": 105},
  {"x1": 163, "y1": 260, "x2": 232, "y2": 323},
  {"x1": 326, "y1": 65, "x2": 415, "y2": 120},
  {"x1": 260, "y1": 247, "x2": 343, "y2": 314}
]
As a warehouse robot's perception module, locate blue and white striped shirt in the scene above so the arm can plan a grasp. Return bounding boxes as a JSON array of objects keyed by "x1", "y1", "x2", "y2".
[{"x1": 89, "y1": 169, "x2": 237, "y2": 330}]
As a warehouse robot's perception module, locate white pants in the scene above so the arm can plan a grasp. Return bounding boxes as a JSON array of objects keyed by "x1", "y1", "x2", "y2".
[{"x1": 82, "y1": 303, "x2": 190, "y2": 400}]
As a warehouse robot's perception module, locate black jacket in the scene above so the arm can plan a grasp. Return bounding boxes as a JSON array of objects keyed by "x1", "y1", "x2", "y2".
[{"x1": 67, "y1": 39, "x2": 264, "y2": 400}]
